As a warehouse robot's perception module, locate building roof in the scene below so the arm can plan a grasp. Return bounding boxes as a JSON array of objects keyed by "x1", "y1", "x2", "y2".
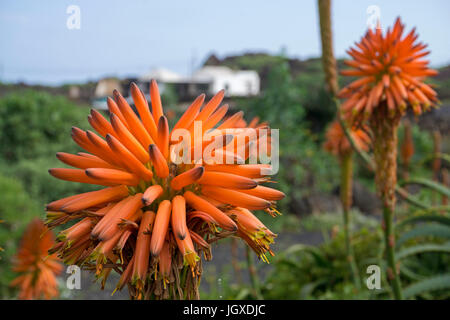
[
  {"x1": 192, "y1": 66, "x2": 259, "y2": 81},
  {"x1": 138, "y1": 68, "x2": 183, "y2": 83}
]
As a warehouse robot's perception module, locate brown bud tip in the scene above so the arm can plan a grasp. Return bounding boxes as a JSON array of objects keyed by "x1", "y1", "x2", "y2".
[{"x1": 112, "y1": 89, "x2": 121, "y2": 100}]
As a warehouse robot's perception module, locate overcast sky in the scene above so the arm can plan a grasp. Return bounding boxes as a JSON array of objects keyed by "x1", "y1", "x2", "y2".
[{"x1": 1, "y1": 0, "x2": 449, "y2": 85}]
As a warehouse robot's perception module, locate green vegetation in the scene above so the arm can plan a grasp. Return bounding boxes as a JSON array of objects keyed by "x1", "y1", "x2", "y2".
[{"x1": 0, "y1": 91, "x2": 96, "y2": 295}]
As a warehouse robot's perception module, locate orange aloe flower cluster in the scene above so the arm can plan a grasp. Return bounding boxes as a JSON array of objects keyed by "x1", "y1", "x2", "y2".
[
  {"x1": 338, "y1": 17, "x2": 438, "y2": 125},
  {"x1": 46, "y1": 81, "x2": 284, "y2": 299},
  {"x1": 324, "y1": 120, "x2": 370, "y2": 157},
  {"x1": 10, "y1": 219, "x2": 62, "y2": 300}
]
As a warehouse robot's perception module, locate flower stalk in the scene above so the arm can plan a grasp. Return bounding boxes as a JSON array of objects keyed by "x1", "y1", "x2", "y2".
[
  {"x1": 340, "y1": 151, "x2": 361, "y2": 289},
  {"x1": 246, "y1": 246, "x2": 263, "y2": 300},
  {"x1": 370, "y1": 108, "x2": 403, "y2": 299}
]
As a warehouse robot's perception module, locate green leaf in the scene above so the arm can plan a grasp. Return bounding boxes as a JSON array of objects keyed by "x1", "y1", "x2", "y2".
[
  {"x1": 411, "y1": 206, "x2": 450, "y2": 216},
  {"x1": 235, "y1": 288, "x2": 251, "y2": 300},
  {"x1": 400, "y1": 177, "x2": 450, "y2": 198},
  {"x1": 300, "y1": 280, "x2": 327, "y2": 299},
  {"x1": 400, "y1": 265, "x2": 425, "y2": 281},
  {"x1": 420, "y1": 153, "x2": 450, "y2": 166},
  {"x1": 282, "y1": 244, "x2": 330, "y2": 268},
  {"x1": 397, "y1": 214, "x2": 450, "y2": 229},
  {"x1": 403, "y1": 274, "x2": 450, "y2": 299},
  {"x1": 395, "y1": 186, "x2": 429, "y2": 209},
  {"x1": 396, "y1": 243, "x2": 450, "y2": 260},
  {"x1": 397, "y1": 223, "x2": 450, "y2": 247}
]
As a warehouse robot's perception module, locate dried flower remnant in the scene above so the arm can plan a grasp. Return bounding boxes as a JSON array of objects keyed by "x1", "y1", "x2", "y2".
[
  {"x1": 46, "y1": 81, "x2": 284, "y2": 299},
  {"x1": 10, "y1": 218, "x2": 62, "y2": 300}
]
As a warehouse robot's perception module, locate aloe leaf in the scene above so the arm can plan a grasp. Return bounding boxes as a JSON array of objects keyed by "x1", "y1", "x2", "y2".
[
  {"x1": 397, "y1": 214, "x2": 450, "y2": 229},
  {"x1": 395, "y1": 186, "x2": 428, "y2": 209},
  {"x1": 283, "y1": 244, "x2": 330, "y2": 267},
  {"x1": 397, "y1": 223, "x2": 450, "y2": 247},
  {"x1": 400, "y1": 177, "x2": 450, "y2": 198},
  {"x1": 396, "y1": 243, "x2": 450, "y2": 260},
  {"x1": 403, "y1": 274, "x2": 450, "y2": 299}
]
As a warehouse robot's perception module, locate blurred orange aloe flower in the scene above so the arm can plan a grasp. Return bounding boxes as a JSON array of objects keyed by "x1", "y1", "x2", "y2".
[
  {"x1": 45, "y1": 81, "x2": 284, "y2": 299},
  {"x1": 10, "y1": 218, "x2": 62, "y2": 300},
  {"x1": 323, "y1": 120, "x2": 370, "y2": 157},
  {"x1": 338, "y1": 17, "x2": 438, "y2": 125}
]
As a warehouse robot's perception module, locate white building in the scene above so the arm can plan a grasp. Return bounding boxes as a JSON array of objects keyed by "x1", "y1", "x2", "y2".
[
  {"x1": 192, "y1": 66, "x2": 260, "y2": 97},
  {"x1": 91, "y1": 66, "x2": 260, "y2": 110}
]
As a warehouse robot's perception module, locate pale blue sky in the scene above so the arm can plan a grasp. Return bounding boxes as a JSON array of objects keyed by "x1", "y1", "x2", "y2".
[{"x1": 1, "y1": 0, "x2": 449, "y2": 85}]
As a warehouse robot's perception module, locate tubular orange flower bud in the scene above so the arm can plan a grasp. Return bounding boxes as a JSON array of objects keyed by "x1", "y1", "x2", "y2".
[
  {"x1": 204, "y1": 164, "x2": 271, "y2": 179},
  {"x1": 217, "y1": 111, "x2": 244, "y2": 130},
  {"x1": 113, "y1": 89, "x2": 154, "y2": 148},
  {"x1": 91, "y1": 196, "x2": 133, "y2": 238},
  {"x1": 183, "y1": 191, "x2": 237, "y2": 231},
  {"x1": 202, "y1": 104, "x2": 229, "y2": 132},
  {"x1": 150, "y1": 80, "x2": 164, "y2": 124},
  {"x1": 106, "y1": 134, "x2": 153, "y2": 181},
  {"x1": 110, "y1": 113, "x2": 150, "y2": 163},
  {"x1": 86, "y1": 168, "x2": 140, "y2": 186},
  {"x1": 56, "y1": 152, "x2": 117, "y2": 170},
  {"x1": 130, "y1": 82, "x2": 158, "y2": 140},
  {"x1": 157, "y1": 116, "x2": 169, "y2": 159},
  {"x1": 107, "y1": 97, "x2": 129, "y2": 129},
  {"x1": 172, "y1": 94, "x2": 205, "y2": 133},
  {"x1": 201, "y1": 186, "x2": 271, "y2": 210},
  {"x1": 150, "y1": 200, "x2": 172, "y2": 257},
  {"x1": 187, "y1": 211, "x2": 219, "y2": 225},
  {"x1": 159, "y1": 240, "x2": 172, "y2": 287},
  {"x1": 97, "y1": 194, "x2": 143, "y2": 241},
  {"x1": 90, "y1": 109, "x2": 116, "y2": 138},
  {"x1": 132, "y1": 211, "x2": 156, "y2": 283},
  {"x1": 194, "y1": 90, "x2": 225, "y2": 122},
  {"x1": 170, "y1": 166, "x2": 204, "y2": 190},
  {"x1": 237, "y1": 185, "x2": 286, "y2": 201},
  {"x1": 148, "y1": 144, "x2": 169, "y2": 178},
  {"x1": 171, "y1": 196, "x2": 187, "y2": 240},
  {"x1": 49, "y1": 168, "x2": 116, "y2": 186},
  {"x1": 198, "y1": 171, "x2": 257, "y2": 190},
  {"x1": 46, "y1": 192, "x2": 89, "y2": 211},
  {"x1": 88, "y1": 114, "x2": 108, "y2": 138},
  {"x1": 142, "y1": 185, "x2": 164, "y2": 206},
  {"x1": 63, "y1": 217, "x2": 94, "y2": 241},
  {"x1": 61, "y1": 185, "x2": 128, "y2": 212},
  {"x1": 86, "y1": 130, "x2": 123, "y2": 167}
]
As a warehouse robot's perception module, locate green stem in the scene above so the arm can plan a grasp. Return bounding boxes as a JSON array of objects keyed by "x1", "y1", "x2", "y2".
[
  {"x1": 245, "y1": 246, "x2": 263, "y2": 300},
  {"x1": 382, "y1": 205, "x2": 403, "y2": 299},
  {"x1": 340, "y1": 152, "x2": 361, "y2": 290}
]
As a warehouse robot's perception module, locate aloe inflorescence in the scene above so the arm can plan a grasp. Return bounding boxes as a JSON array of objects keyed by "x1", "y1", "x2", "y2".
[{"x1": 46, "y1": 81, "x2": 284, "y2": 299}]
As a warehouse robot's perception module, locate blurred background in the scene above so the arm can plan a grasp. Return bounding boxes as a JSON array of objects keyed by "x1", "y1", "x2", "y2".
[{"x1": 0, "y1": 0, "x2": 449, "y2": 299}]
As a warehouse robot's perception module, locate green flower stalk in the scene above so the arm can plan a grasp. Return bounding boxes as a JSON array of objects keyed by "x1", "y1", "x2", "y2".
[{"x1": 324, "y1": 120, "x2": 370, "y2": 289}]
